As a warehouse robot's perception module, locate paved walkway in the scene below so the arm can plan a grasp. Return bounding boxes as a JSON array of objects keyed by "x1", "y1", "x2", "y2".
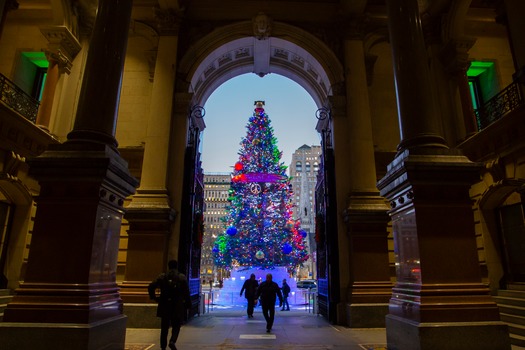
[
  {"x1": 125, "y1": 306, "x2": 387, "y2": 350},
  {"x1": 124, "y1": 303, "x2": 524, "y2": 350}
]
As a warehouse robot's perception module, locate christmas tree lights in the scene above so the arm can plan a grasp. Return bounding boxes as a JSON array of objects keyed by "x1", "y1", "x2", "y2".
[{"x1": 212, "y1": 101, "x2": 309, "y2": 272}]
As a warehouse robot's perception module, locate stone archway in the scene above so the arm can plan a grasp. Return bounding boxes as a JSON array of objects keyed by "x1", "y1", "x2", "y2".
[
  {"x1": 177, "y1": 17, "x2": 344, "y2": 107},
  {"x1": 172, "y1": 16, "x2": 346, "y2": 322}
]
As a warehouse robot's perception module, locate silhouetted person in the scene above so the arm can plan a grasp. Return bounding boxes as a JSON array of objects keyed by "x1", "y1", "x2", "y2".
[
  {"x1": 148, "y1": 260, "x2": 191, "y2": 350},
  {"x1": 240, "y1": 273, "x2": 259, "y2": 318},
  {"x1": 255, "y1": 273, "x2": 283, "y2": 333},
  {"x1": 280, "y1": 279, "x2": 290, "y2": 311}
]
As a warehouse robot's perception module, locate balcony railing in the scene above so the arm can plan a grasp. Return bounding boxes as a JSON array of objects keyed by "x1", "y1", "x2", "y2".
[
  {"x1": 0, "y1": 73, "x2": 40, "y2": 123},
  {"x1": 475, "y1": 81, "x2": 524, "y2": 131}
]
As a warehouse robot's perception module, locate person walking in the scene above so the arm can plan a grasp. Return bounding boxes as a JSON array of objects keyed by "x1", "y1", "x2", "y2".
[
  {"x1": 255, "y1": 273, "x2": 283, "y2": 333},
  {"x1": 240, "y1": 273, "x2": 259, "y2": 318},
  {"x1": 280, "y1": 279, "x2": 291, "y2": 311},
  {"x1": 148, "y1": 260, "x2": 191, "y2": 350}
]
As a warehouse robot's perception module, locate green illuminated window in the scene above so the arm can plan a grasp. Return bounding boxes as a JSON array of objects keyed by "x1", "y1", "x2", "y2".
[
  {"x1": 467, "y1": 61, "x2": 498, "y2": 110},
  {"x1": 14, "y1": 52, "x2": 49, "y2": 101}
]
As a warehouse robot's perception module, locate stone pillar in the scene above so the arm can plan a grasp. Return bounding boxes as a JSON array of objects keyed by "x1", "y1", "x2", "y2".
[
  {"x1": 328, "y1": 94, "x2": 351, "y2": 325},
  {"x1": 440, "y1": 39, "x2": 478, "y2": 137},
  {"x1": 0, "y1": 1, "x2": 138, "y2": 350},
  {"x1": 341, "y1": 20, "x2": 392, "y2": 328},
  {"x1": 167, "y1": 92, "x2": 192, "y2": 261},
  {"x1": 377, "y1": 0, "x2": 511, "y2": 349},
  {"x1": 37, "y1": 26, "x2": 81, "y2": 131},
  {"x1": 35, "y1": 56, "x2": 59, "y2": 129},
  {"x1": 503, "y1": 0, "x2": 525, "y2": 82},
  {"x1": 0, "y1": 0, "x2": 18, "y2": 39},
  {"x1": 121, "y1": 10, "x2": 181, "y2": 303}
]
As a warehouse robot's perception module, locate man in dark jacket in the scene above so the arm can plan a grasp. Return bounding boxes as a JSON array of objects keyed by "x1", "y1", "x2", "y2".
[
  {"x1": 148, "y1": 260, "x2": 191, "y2": 350},
  {"x1": 280, "y1": 279, "x2": 291, "y2": 311},
  {"x1": 255, "y1": 273, "x2": 283, "y2": 333},
  {"x1": 240, "y1": 273, "x2": 259, "y2": 318}
]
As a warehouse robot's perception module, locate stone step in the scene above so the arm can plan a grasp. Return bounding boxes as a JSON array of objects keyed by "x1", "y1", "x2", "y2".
[
  {"x1": 0, "y1": 289, "x2": 13, "y2": 322},
  {"x1": 508, "y1": 283, "x2": 525, "y2": 292},
  {"x1": 499, "y1": 303, "x2": 525, "y2": 318},
  {"x1": 507, "y1": 321, "x2": 525, "y2": 338},
  {"x1": 510, "y1": 333, "x2": 525, "y2": 348},
  {"x1": 495, "y1": 295, "x2": 525, "y2": 308},
  {"x1": 501, "y1": 312, "x2": 525, "y2": 327},
  {"x1": 498, "y1": 289, "x2": 525, "y2": 299}
]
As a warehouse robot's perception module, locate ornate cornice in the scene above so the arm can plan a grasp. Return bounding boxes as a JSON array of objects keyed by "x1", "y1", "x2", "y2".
[
  {"x1": 154, "y1": 7, "x2": 184, "y2": 36},
  {"x1": 439, "y1": 37, "x2": 477, "y2": 74},
  {"x1": 40, "y1": 26, "x2": 82, "y2": 74}
]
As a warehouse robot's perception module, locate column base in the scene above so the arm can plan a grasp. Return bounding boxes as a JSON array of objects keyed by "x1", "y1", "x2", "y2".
[
  {"x1": 120, "y1": 281, "x2": 153, "y2": 303},
  {"x1": 0, "y1": 315, "x2": 127, "y2": 350},
  {"x1": 346, "y1": 303, "x2": 388, "y2": 328},
  {"x1": 386, "y1": 314, "x2": 511, "y2": 350}
]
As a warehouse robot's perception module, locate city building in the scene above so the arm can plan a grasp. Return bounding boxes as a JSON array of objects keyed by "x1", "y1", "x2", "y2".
[
  {"x1": 0, "y1": 1, "x2": 523, "y2": 349},
  {"x1": 201, "y1": 173, "x2": 231, "y2": 285},
  {"x1": 289, "y1": 144, "x2": 322, "y2": 280}
]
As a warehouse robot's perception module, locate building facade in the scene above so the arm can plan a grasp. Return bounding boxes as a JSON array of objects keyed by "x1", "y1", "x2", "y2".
[
  {"x1": 289, "y1": 144, "x2": 321, "y2": 280},
  {"x1": 0, "y1": 1, "x2": 524, "y2": 349},
  {"x1": 201, "y1": 173, "x2": 230, "y2": 285}
]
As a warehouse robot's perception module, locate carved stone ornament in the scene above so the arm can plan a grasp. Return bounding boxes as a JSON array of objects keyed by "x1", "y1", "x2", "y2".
[
  {"x1": 154, "y1": 7, "x2": 183, "y2": 35},
  {"x1": 45, "y1": 49, "x2": 73, "y2": 75},
  {"x1": 252, "y1": 12, "x2": 272, "y2": 40},
  {"x1": 40, "y1": 26, "x2": 81, "y2": 74}
]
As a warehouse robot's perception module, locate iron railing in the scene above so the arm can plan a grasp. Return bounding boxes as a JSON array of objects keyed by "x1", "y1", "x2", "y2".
[
  {"x1": 0, "y1": 73, "x2": 39, "y2": 123},
  {"x1": 475, "y1": 81, "x2": 524, "y2": 131}
]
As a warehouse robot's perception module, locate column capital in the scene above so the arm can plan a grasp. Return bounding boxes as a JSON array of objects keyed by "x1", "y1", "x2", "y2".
[
  {"x1": 341, "y1": 15, "x2": 369, "y2": 41},
  {"x1": 40, "y1": 25, "x2": 81, "y2": 74},
  {"x1": 439, "y1": 37, "x2": 477, "y2": 74},
  {"x1": 154, "y1": 7, "x2": 184, "y2": 35}
]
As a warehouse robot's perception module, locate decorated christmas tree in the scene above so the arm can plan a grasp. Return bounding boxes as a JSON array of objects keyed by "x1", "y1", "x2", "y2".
[{"x1": 212, "y1": 101, "x2": 309, "y2": 272}]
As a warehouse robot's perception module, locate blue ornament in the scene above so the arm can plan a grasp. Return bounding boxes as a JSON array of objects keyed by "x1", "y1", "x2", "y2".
[
  {"x1": 282, "y1": 243, "x2": 292, "y2": 254},
  {"x1": 299, "y1": 230, "x2": 307, "y2": 238},
  {"x1": 212, "y1": 246, "x2": 219, "y2": 253},
  {"x1": 263, "y1": 219, "x2": 272, "y2": 228},
  {"x1": 226, "y1": 226, "x2": 237, "y2": 236}
]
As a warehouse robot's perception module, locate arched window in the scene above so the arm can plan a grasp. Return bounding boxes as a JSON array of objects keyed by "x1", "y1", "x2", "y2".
[
  {"x1": 296, "y1": 161, "x2": 302, "y2": 172},
  {"x1": 305, "y1": 162, "x2": 311, "y2": 173},
  {"x1": 314, "y1": 162, "x2": 319, "y2": 172}
]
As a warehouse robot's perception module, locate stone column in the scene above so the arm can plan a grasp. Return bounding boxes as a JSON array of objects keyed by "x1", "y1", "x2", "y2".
[
  {"x1": 440, "y1": 39, "x2": 478, "y2": 137},
  {"x1": 36, "y1": 26, "x2": 81, "y2": 131},
  {"x1": 503, "y1": 0, "x2": 525, "y2": 82},
  {"x1": 341, "y1": 19, "x2": 392, "y2": 328},
  {"x1": 121, "y1": 9, "x2": 180, "y2": 303},
  {"x1": 35, "y1": 56, "x2": 59, "y2": 129},
  {"x1": 0, "y1": 1, "x2": 138, "y2": 350},
  {"x1": 328, "y1": 94, "x2": 351, "y2": 325},
  {"x1": 0, "y1": 0, "x2": 17, "y2": 39},
  {"x1": 377, "y1": 0, "x2": 511, "y2": 349},
  {"x1": 167, "y1": 92, "x2": 192, "y2": 262}
]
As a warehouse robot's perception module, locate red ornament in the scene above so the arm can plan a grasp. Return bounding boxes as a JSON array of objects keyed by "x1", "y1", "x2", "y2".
[{"x1": 235, "y1": 162, "x2": 243, "y2": 171}]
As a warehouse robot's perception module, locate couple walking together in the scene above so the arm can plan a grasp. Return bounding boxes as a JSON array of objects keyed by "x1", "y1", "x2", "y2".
[{"x1": 240, "y1": 273, "x2": 291, "y2": 332}]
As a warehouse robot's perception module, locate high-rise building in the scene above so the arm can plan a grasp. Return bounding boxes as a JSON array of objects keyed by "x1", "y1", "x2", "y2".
[
  {"x1": 289, "y1": 144, "x2": 321, "y2": 279},
  {"x1": 202, "y1": 173, "x2": 231, "y2": 285}
]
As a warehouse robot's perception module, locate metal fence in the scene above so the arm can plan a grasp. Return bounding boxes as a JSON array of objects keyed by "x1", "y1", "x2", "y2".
[
  {"x1": 199, "y1": 289, "x2": 318, "y2": 315},
  {"x1": 475, "y1": 81, "x2": 524, "y2": 131},
  {"x1": 0, "y1": 73, "x2": 40, "y2": 123}
]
